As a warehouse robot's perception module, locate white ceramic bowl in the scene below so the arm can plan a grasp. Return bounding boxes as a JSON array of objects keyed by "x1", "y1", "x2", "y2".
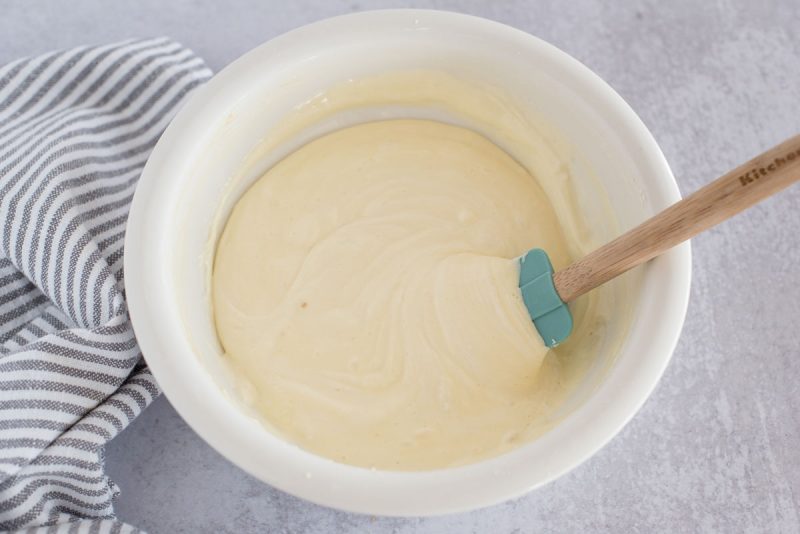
[{"x1": 125, "y1": 10, "x2": 690, "y2": 516}]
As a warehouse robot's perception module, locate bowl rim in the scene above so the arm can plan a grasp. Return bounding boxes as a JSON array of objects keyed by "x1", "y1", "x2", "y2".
[{"x1": 124, "y1": 9, "x2": 691, "y2": 517}]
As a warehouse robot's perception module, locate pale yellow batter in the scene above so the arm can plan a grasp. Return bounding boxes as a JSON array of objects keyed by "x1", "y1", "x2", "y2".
[{"x1": 213, "y1": 119, "x2": 579, "y2": 470}]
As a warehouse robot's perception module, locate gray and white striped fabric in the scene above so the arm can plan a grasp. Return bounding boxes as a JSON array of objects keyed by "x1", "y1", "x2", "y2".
[{"x1": 0, "y1": 38, "x2": 212, "y2": 532}]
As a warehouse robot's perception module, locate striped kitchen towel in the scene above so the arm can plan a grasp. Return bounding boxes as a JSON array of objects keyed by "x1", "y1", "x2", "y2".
[{"x1": 0, "y1": 38, "x2": 212, "y2": 532}]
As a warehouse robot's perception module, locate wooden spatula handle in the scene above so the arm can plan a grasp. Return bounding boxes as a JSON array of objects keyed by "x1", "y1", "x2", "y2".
[{"x1": 553, "y1": 134, "x2": 800, "y2": 303}]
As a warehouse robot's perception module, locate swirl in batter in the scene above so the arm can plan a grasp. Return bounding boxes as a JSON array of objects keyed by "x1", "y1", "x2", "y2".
[{"x1": 213, "y1": 119, "x2": 577, "y2": 470}]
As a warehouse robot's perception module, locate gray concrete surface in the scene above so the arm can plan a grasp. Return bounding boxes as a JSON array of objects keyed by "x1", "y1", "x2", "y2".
[{"x1": 3, "y1": 1, "x2": 800, "y2": 532}]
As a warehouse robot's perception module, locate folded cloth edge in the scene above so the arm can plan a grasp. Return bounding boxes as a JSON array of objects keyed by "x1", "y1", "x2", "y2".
[{"x1": 0, "y1": 37, "x2": 212, "y2": 533}]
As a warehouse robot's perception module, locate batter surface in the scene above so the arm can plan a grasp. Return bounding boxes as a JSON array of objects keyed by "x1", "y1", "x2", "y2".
[{"x1": 213, "y1": 119, "x2": 577, "y2": 470}]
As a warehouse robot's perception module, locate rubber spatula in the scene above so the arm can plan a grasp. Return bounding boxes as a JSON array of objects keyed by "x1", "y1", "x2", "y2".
[{"x1": 521, "y1": 134, "x2": 800, "y2": 347}]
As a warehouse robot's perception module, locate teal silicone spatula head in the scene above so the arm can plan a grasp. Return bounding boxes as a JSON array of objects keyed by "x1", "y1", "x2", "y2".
[{"x1": 518, "y1": 249, "x2": 572, "y2": 348}]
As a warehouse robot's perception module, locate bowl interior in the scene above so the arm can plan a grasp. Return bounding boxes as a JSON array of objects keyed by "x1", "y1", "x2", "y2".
[{"x1": 127, "y1": 10, "x2": 689, "y2": 516}]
